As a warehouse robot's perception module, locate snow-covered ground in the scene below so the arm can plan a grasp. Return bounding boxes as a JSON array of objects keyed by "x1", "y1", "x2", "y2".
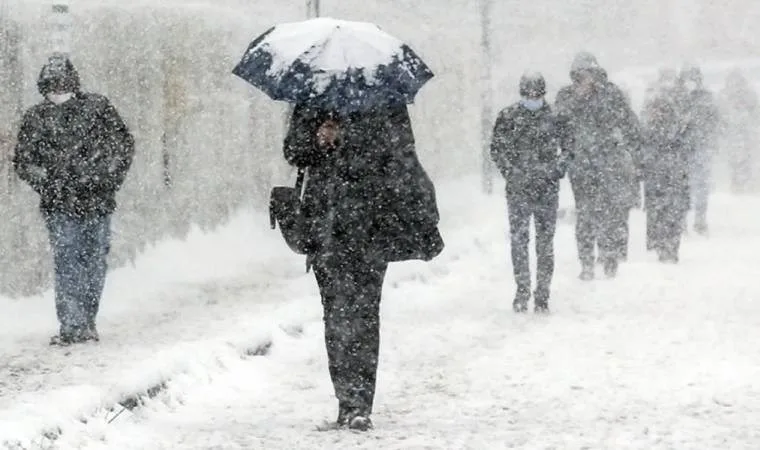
[{"x1": 2, "y1": 175, "x2": 759, "y2": 449}]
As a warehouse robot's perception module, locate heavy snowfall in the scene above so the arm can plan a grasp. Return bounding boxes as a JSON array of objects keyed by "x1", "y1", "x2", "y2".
[{"x1": 1, "y1": 0, "x2": 760, "y2": 448}]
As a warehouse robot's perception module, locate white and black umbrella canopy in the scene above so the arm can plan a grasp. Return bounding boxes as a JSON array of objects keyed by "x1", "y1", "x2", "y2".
[{"x1": 233, "y1": 17, "x2": 434, "y2": 112}]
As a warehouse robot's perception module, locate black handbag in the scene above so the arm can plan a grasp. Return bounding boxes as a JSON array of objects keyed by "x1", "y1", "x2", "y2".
[{"x1": 269, "y1": 168, "x2": 309, "y2": 255}]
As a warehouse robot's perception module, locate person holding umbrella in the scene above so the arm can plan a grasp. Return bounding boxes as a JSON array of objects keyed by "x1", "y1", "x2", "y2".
[{"x1": 234, "y1": 18, "x2": 443, "y2": 431}]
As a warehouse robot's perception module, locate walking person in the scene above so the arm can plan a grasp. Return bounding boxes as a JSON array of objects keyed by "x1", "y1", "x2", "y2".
[
  {"x1": 490, "y1": 73, "x2": 571, "y2": 313},
  {"x1": 283, "y1": 103, "x2": 443, "y2": 431},
  {"x1": 641, "y1": 78, "x2": 691, "y2": 263},
  {"x1": 677, "y1": 65, "x2": 720, "y2": 235},
  {"x1": 555, "y1": 52, "x2": 641, "y2": 280},
  {"x1": 641, "y1": 68, "x2": 681, "y2": 250},
  {"x1": 718, "y1": 69, "x2": 759, "y2": 193},
  {"x1": 13, "y1": 54, "x2": 135, "y2": 345}
]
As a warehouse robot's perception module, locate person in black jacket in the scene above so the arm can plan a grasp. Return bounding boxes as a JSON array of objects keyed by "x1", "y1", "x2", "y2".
[
  {"x1": 283, "y1": 103, "x2": 443, "y2": 431},
  {"x1": 490, "y1": 73, "x2": 572, "y2": 313},
  {"x1": 641, "y1": 79, "x2": 691, "y2": 263},
  {"x1": 678, "y1": 65, "x2": 720, "y2": 235},
  {"x1": 13, "y1": 54, "x2": 135, "y2": 345}
]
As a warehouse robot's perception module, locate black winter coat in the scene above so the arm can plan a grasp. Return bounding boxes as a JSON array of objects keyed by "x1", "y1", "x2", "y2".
[
  {"x1": 489, "y1": 101, "x2": 571, "y2": 199},
  {"x1": 283, "y1": 104, "x2": 443, "y2": 265},
  {"x1": 14, "y1": 93, "x2": 135, "y2": 218},
  {"x1": 679, "y1": 88, "x2": 720, "y2": 154},
  {"x1": 641, "y1": 94, "x2": 691, "y2": 212}
]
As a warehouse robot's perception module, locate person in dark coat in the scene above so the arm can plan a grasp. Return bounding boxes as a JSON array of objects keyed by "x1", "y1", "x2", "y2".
[
  {"x1": 490, "y1": 73, "x2": 571, "y2": 313},
  {"x1": 13, "y1": 54, "x2": 135, "y2": 345},
  {"x1": 718, "y1": 69, "x2": 759, "y2": 193},
  {"x1": 641, "y1": 68, "x2": 681, "y2": 250},
  {"x1": 555, "y1": 52, "x2": 641, "y2": 280},
  {"x1": 677, "y1": 65, "x2": 720, "y2": 235},
  {"x1": 641, "y1": 79, "x2": 691, "y2": 262},
  {"x1": 283, "y1": 103, "x2": 443, "y2": 431}
]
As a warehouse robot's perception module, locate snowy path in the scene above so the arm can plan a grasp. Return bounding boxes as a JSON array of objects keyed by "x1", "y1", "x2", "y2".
[{"x1": 3, "y1": 178, "x2": 760, "y2": 449}]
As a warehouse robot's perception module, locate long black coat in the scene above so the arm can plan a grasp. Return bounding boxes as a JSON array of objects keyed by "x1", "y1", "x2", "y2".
[
  {"x1": 489, "y1": 101, "x2": 571, "y2": 199},
  {"x1": 13, "y1": 57, "x2": 134, "y2": 218},
  {"x1": 283, "y1": 104, "x2": 443, "y2": 265}
]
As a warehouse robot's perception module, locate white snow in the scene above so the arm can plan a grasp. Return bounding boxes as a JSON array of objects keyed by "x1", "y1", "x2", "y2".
[
  {"x1": 250, "y1": 17, "x2": 406, "y2": 78},
  {"x1": 2, "y1": 175, "x2": 760, "y2": 449}
]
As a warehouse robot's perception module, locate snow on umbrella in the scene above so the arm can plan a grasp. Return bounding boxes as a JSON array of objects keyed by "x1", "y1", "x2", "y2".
[{"x1": 232, "y1": 17, "x2": 434, "y2": 112}]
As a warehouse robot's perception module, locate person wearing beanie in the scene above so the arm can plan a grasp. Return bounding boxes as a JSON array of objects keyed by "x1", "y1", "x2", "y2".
[
  {"x1": 13, "y1": 53, "x2": 135, "y2": 346},
  {"x1": 490, "y1": 72, "x2": 572, "y2": 313}
]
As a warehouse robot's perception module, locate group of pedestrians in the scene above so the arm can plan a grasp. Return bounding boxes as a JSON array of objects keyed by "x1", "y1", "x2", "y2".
[{"x1": 490, "y1": 52, "x2": 736, "y2": 314}]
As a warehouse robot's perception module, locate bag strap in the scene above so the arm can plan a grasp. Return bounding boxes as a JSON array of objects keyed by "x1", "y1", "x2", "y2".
[{"x1": 295, "y1": 168, "x2": 306, "y2": 197}]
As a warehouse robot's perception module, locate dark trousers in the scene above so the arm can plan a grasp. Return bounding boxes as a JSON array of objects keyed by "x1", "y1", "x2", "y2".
[
  {"x1": 648, "y1": 196, "x2": 687, "y2": 261},
  {"x1": 44, "y1": 212, "x2": 111, "y2": 336},
  {"x1": 313, "y1": 257, "x2": 388, "y2": 418},
  {"x1": 689, "y1": 156, "x2": 710, "y2": 228},
  {"x1": 507, "y1": 190, "x2": 559, "y2": 296},
  {"x1": 572, "y1": 187, "x2": 627, "y2": 267},
  {"x1": 618, "y1": 209, "x2": 630, "y2": 260}
]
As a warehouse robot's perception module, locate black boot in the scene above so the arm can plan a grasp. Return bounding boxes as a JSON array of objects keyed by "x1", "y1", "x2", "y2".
[
  {"x1": 534, "y1": 287, "x2": 550, "y2": 314},
  {"x1": 603, "y1": 258, "x2": 618, "y2": 278},
  {"x1": 513, "y1": 288, "x2": 530, "y2": 313},
  {"x1": 579, "y1": 263, "x2": 594, "y2": 281}
]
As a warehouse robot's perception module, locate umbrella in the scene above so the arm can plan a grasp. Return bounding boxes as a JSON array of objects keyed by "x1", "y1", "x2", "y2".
[{"x1": 232, "y1": 17, "x2": 434, "y2": 112}]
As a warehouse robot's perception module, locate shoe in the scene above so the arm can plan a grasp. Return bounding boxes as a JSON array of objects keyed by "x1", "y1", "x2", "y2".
[
  {"x1": 579, "y1": 265, "x2": 594, "y2": 281},
  {"x1": 512, "y1": 288, "x2": 530, "y2": 313},
  {"x1": 82, "y1": 324, "x2": 100, "y2": 342},
  {"x1": 49, "y1": 333, "x2": 77, "y2": 346},
  {"x1": 534, "y1": 287, "x2": 550, "y2": 314},
  {"x1": 657, "y1": 252, "x2": 679, "y2": 264},
  {"x1": 603, "y1": 259, "x2": 618, "y2": 278},
  {"x1": 694, "y1": 222, "x2": 709, "y2": 236},
  {"x1": 337, "y1": 403, "x2": 353, "y2": 427},
  {"x1": 348, "y1": 416, "x2": 373, "y2": 431}
]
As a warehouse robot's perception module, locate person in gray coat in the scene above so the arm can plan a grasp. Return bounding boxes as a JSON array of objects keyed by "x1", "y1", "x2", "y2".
[
  {"x1": 641, "y1": 78, "x2": 691, "y2": 262},
  {"x1": 677, "y1": 65, "x2": 720, "y2": 235},
  {"x1": 555, "y1": 52, "x2": 641, "y2": 280},
  {"x1": 490, "y1": 73, "x2": 572, "y2": 313}
]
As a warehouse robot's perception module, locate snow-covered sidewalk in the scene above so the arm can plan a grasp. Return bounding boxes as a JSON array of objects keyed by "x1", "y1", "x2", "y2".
[{"x1": 3, "y1": 178, "x2": 760, "y2": 449}]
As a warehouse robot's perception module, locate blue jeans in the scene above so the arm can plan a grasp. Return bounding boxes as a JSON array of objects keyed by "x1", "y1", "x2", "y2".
[{"x1": 44, "y1": 212, "x2": 111, "y2": 335}]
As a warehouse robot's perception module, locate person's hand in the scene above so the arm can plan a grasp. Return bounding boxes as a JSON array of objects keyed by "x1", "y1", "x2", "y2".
[{"x1": 316, "y1": 119, "x2": 339, "y2": 148}]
